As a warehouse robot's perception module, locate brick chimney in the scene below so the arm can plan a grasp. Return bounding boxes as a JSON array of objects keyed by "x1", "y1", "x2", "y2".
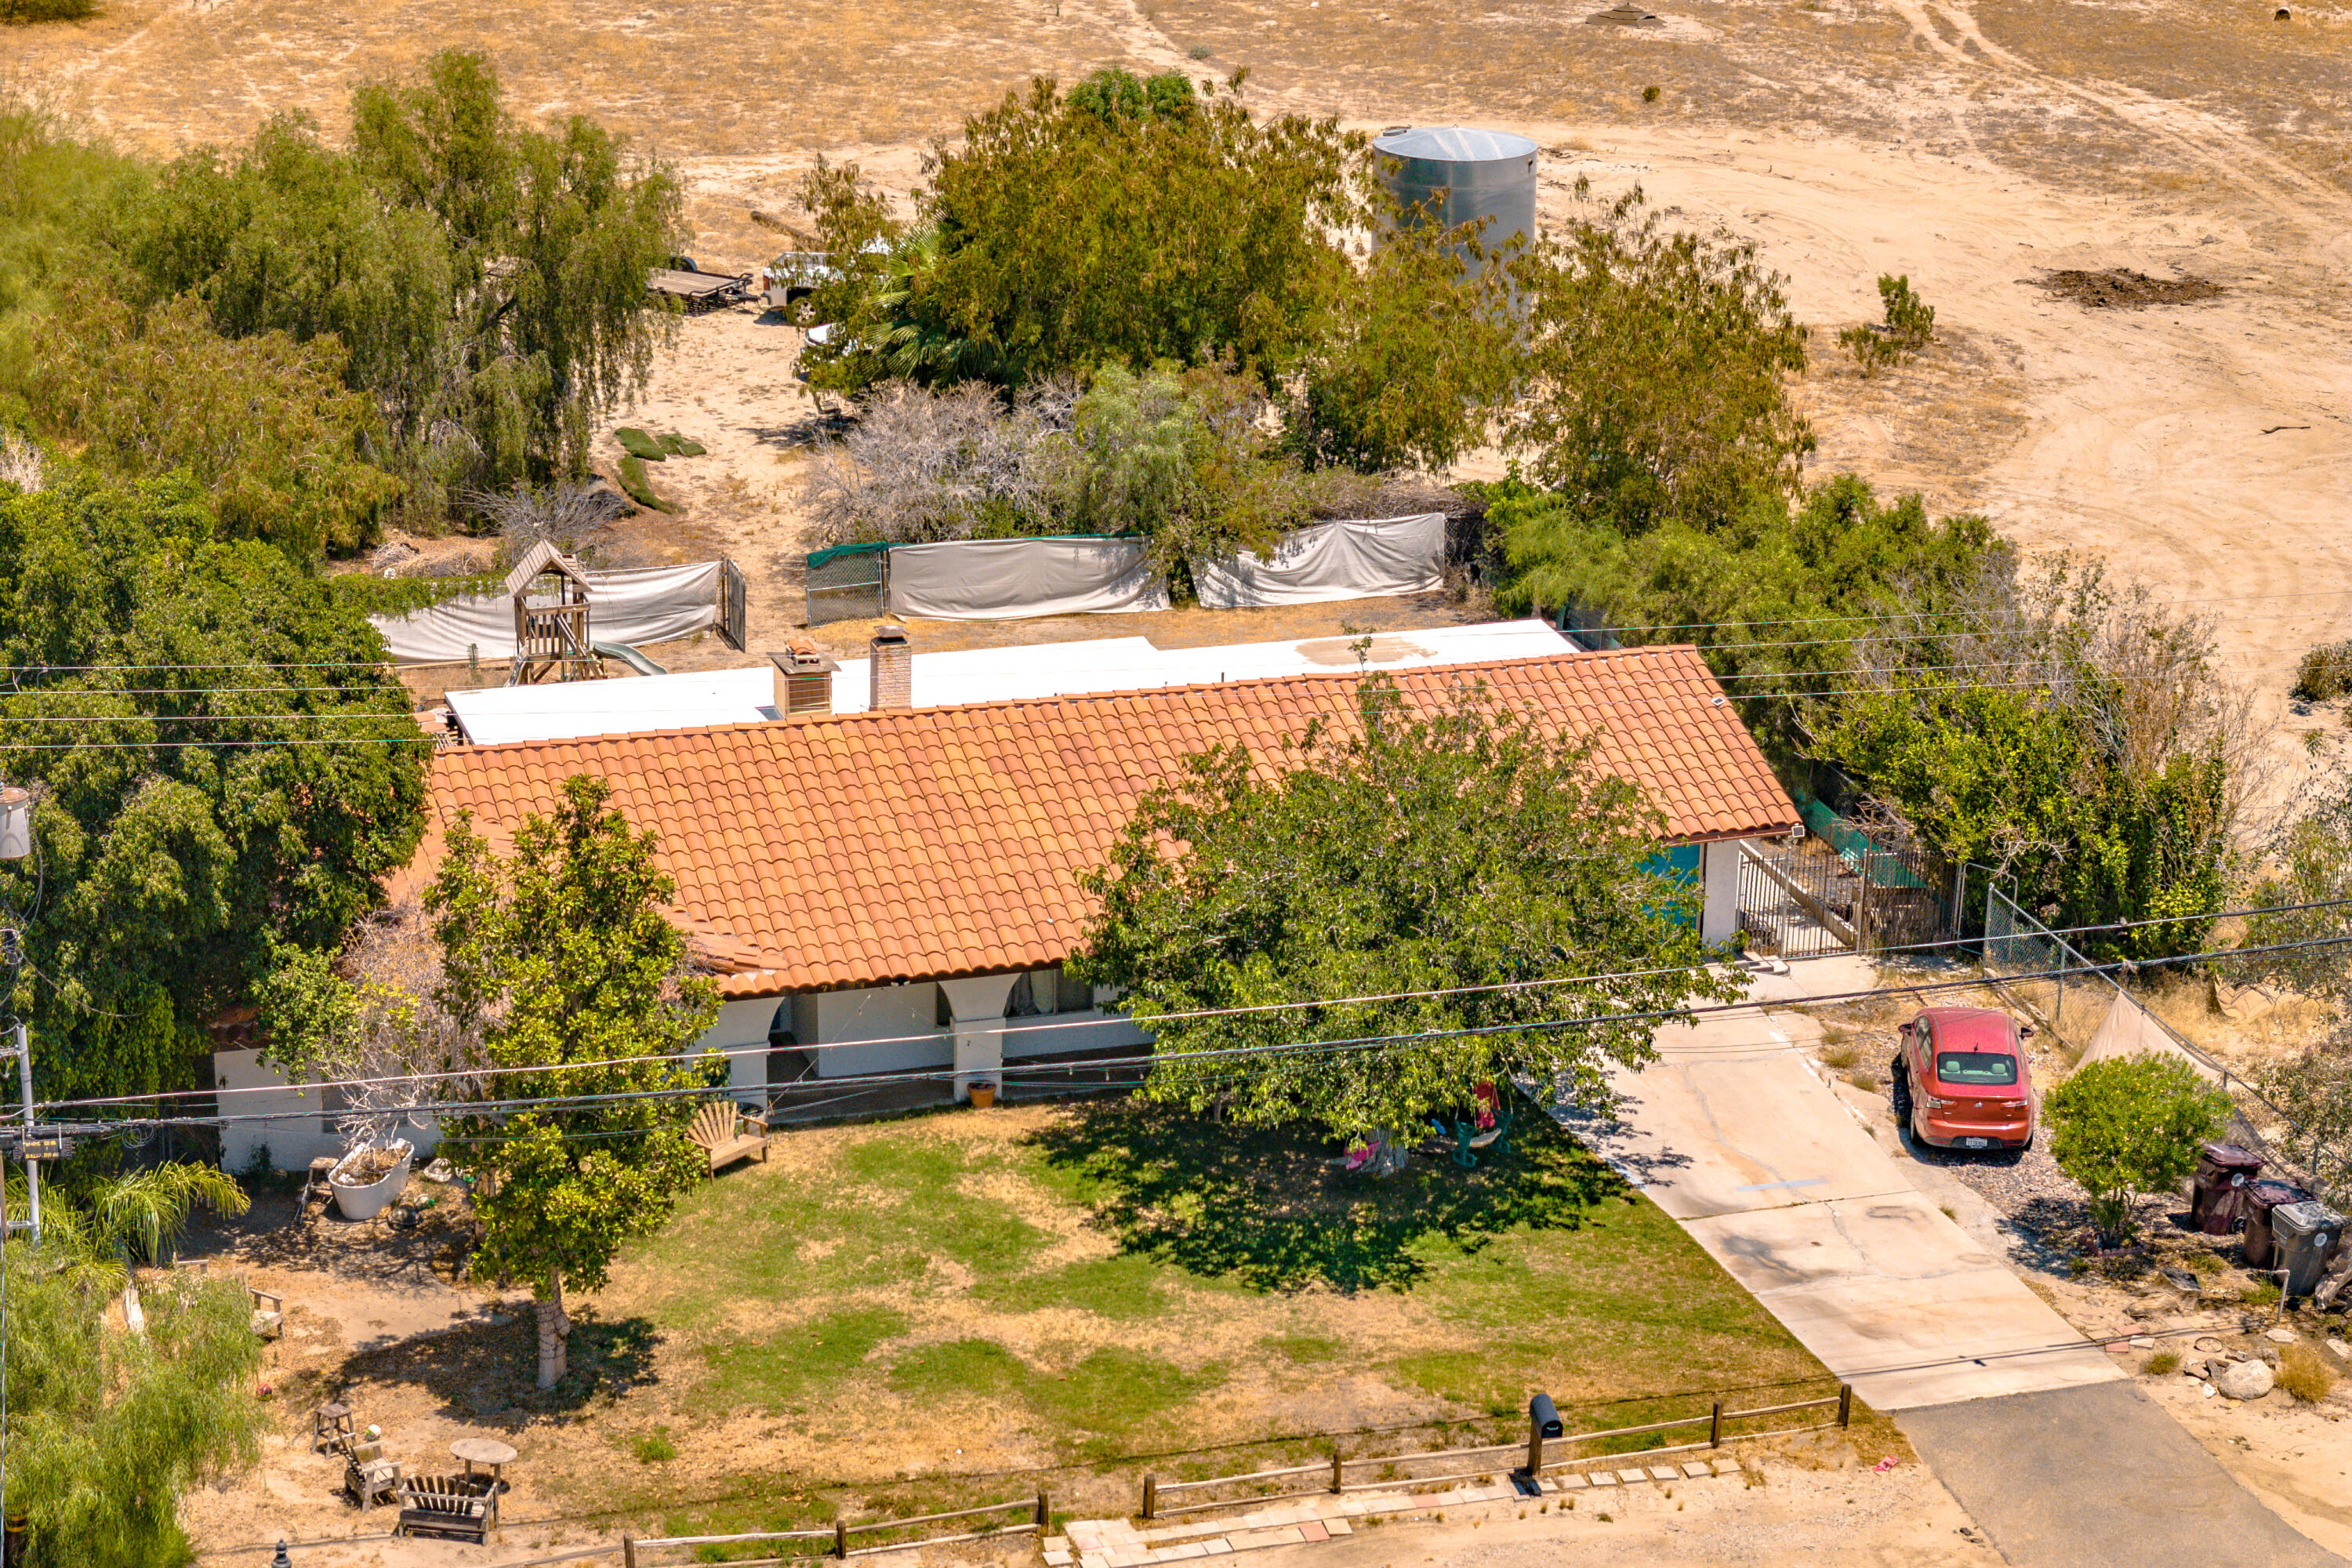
[
  {"x1": 869, "y1": 623, "x2": 912, "y2": 710},
  {"x1": 769, "y1": 637, "x2": 838, "y2": 717}
]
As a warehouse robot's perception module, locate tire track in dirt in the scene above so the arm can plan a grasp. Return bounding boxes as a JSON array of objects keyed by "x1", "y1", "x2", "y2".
[{"x1": 1882, "y1": 0, "x2": 2349, "y2": 239}]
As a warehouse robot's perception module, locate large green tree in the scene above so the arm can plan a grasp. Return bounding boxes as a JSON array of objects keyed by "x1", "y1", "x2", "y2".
[
  {"x1": 0, "y1": 1239, "x2": 263, "y2": 1566},
  {"x1": 1506, "y1": 183, "x2": 1811, "y2": 535},
  {"x1": 797, "y1": 71, "x2": 1352, "y2": 392},
  {"x1": 106, "y1": 50, "x2": 680, "y2": 527},
  {"x1": 1073, "y1": 676, "x2": 1740, "y2": 1138},
  {"x1": 426, "y1": 775, "x2": 720, "y2": 1390},
  {"x1": 0, "y1": 457, "x2": 430, "y2": 1100},
  {"x1": 2045, "y1": 1054, "x2": 2231, "y2": 1245}
]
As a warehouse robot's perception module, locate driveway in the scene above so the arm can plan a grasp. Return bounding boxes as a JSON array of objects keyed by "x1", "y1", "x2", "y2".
[
  {"x1": 1557, "y1": 998, "x2": 2122, "y2": 1410},
  {"x1": 1900, "y1": 1382, "x2": 2343, "y2": 1568}
]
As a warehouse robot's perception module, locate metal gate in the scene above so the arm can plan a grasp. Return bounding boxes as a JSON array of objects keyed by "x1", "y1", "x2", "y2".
[
  {"x1": 806, "y1": 543, "x2": 888, "y2": 626},
  {"x1": 717, "y1": 556, "x2": 748, "y2": 649},
  {"x1": 1737, "y1": 827, "x2": 1959, "y2": 957}
]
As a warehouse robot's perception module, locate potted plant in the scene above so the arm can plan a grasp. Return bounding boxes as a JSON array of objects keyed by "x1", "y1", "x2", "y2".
[
  {"x1": 328, "y1": 1138, "x2": 416, "y2": 1221},
  {"x1": 967, "y1": 1079, "x2": 998, "y2": 1110}
]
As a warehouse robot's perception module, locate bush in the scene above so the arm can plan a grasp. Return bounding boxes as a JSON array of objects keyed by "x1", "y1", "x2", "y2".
[
  {"x1": 1838, "y1": 274, "x2": 1936, "y2": 376},
  {"x1": 2143, "y1": 1349, "x2": 2180, "y2": 1376},
  {"x1": 2045, "y1": 1054, "x2": 2233, "y2": 1245},
  {"x1": 2276, "y1": 1344, "x2": 2336, "y2": 1403},
  {"x1": 0, "y1": 0, "x2": 96, "y2": 22},
  {"x1": 2292, "y1": 641, "x2": 2352, "y2": 702}
]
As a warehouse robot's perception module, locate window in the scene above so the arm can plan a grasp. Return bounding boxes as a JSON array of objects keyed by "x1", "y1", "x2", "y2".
[
  {"x1": 1935, "y1": 1051, "x2": 2018, "y2": 1087},
  {"x1": 1055, "y1": 962, "x2": 1094, "y2": 1013},
  {"x1": 936, "y1": 984, "x2": 953, "y2": 1029}
]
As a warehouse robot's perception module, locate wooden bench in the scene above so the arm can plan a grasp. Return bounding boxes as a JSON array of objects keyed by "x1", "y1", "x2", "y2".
[
  {"x1": 687, "y1": 1102, "x2": 770, "y2": 1175},
  {"x1": 249, "y1": 1287, "x2": 284, "y2": 1341},
  {"x1": 397, "y1": 1475, "x2": 499, "y2": 1544}
]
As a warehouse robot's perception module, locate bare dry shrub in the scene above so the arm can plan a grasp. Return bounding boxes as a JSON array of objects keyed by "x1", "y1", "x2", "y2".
[
  {"x1": 466, "y1": 479, "x2": 633, "y2": 567},
  {"x1": 316, "y1": 902, "x2": 487, "y2": 1147},
  {"x1": 2276, "y1": 1344, "x2": 2336, "y2": 1403},
  {"x1": 0, "y1": 430, "x2": 44, "y2": 493},
  {"x1": 800, "y1": 380, "x2": 1083, "y2": 546}
]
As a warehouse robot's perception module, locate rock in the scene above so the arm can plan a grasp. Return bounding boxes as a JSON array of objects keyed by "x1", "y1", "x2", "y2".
[
  {"x1": 2126, "y1": 1301, "x2": 2161, "y2": 1319},
  {"x1": 2265, "y1": 1327, "x2": 2299, "y2": 1345},
  {"x1": 2201, "y1": 1382, "x2": 2220, "y2": 1399},
  {"x1": 2183, "y1": 1359, "x2": 2209, "y2": 1379},
  {"x1": 2216, "y1": 1359, "x2": 2275, "y2": 1400},
  {"x1": 2129, "y1": 1335, "x2": 2156, "y2": 1349},
  {"x1": 2329, "y1": 1341, "x2": 2349, "y2": 1361},
  {"x1": 2161, "y1": 1267, "x2": 2201, "y2": 1294}
]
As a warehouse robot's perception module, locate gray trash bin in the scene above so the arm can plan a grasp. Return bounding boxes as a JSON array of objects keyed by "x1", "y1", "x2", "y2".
[{"x1": 2270, "y1": 1200, "x2": 2344, "y2": 1298}]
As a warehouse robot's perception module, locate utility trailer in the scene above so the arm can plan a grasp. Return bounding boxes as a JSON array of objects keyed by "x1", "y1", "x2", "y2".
[{"x1": 648, "y1": 256, "x2": 756, "y2": 314}]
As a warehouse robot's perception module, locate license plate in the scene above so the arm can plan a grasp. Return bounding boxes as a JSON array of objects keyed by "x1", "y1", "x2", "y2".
[{"x1": 1959, "y1": 1137, "x2": 1991, "y2": 1149}]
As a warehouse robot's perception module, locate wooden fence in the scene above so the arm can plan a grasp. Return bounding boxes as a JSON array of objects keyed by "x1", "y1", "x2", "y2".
[
  {"x1": 619, "y1": 1491, "x2": 1048, "y2": 1566},
  {"x1": 1141, "y1": 1386, "x2": 1850, "y2": 1520}
]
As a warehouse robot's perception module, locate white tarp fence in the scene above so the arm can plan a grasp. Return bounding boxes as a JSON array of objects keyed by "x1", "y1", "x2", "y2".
[
  {"x1": 1191, "y1": 514, "x2": 1446, "y2": 610},
  {"x1": 884, "y1": 536, "x2": 1171, "y2": 620},
  {"x1": 369, "y1": 561, "x2": 722, "y2": 664}
]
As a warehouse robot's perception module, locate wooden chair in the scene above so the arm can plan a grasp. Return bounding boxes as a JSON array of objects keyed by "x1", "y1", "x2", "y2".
[
  {"x1": 345, "y1": 1447, "x2": 401, "y2": 1511},
  {"x1": 686, "y1": 1102, "x2": 770, "y2": 1175},
  {"x1": 396, "y1": 1474, "x2": 499, "y2": 1544}
]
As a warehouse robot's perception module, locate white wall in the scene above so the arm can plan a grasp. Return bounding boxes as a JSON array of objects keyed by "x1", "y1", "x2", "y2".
[
  {"x1": 213, "y1": 1048, "x2": 441, "y2": 1174},
  {"x1": 697, "y1": 996, "x2": 785, "y2": 1098},
  {"x1": 696, "y1": 971, "x2": 1154, "y2": 1089},
  {"x1": 1701, "y1": 839, "x2": 1747, "y2": 947}
]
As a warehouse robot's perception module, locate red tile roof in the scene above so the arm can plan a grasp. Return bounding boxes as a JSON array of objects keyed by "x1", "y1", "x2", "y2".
[{"x1": 422, "y1": 648, "x2": 1796, "y2": 996}]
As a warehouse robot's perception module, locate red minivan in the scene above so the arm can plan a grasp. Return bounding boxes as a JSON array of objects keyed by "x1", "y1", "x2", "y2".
[{"x1": 1889, "y1": 1007, "x2": 2038, "y2": 1154}]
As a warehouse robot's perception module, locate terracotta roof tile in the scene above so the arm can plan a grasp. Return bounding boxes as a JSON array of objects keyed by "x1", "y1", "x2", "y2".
[{"x1": 423, "y1": 648, "x2": 1796, "y2": 996}]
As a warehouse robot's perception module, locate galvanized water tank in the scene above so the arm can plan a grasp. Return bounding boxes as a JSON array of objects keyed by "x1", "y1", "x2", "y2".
[{"x1": 1372, "y1": 125, "x2": 1539, "y2": 264}]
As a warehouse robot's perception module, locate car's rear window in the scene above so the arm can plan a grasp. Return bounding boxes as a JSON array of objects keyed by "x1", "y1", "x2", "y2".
[{"x1": 1936, "y1": 1051, "x2": 2019, "y2": 1086}]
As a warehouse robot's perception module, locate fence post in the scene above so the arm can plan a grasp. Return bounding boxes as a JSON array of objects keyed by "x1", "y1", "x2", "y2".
[
  {"x1": 1142, "y1": 1475, "x2": 1156, "y2": 1521},
  {"x1": 1526, "y1": 1424, "x2": 1544, "y2": 1478},
  {"x1": 622, "y1": 1535, "x2": 636, "y2": 1568},
  {"x1": 1838, "y1": 1385, "x2": 1853, "y2": 1428},
  {"x1": 834, "y1": 1518, "x2": 850, "y2": 1559},
  {"x1": 1036, "y1": 1489, "x2": 1051, "y2": 1530},
  {"x1": 1709, "y1": 1402, "x2": 1722, "y2": 1448},
  {"x1": 1330, "y1": 1451, "x2": 1345, "y2": 1494}
]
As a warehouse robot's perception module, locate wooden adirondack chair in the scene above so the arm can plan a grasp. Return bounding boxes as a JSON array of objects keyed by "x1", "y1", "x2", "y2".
[{"x1": 686, "y1": 1102, "x2": 770, "y2": 1174}]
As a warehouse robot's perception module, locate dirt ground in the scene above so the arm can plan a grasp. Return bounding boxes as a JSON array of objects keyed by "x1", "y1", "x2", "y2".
[{"x1": 13, "y1": 0, "x2": 2347, "y2": 761}]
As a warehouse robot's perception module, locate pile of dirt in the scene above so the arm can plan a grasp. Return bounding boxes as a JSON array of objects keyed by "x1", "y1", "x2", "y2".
[{"x1": 2034, "y1": 268, "x2": 2226, "y2": 309}]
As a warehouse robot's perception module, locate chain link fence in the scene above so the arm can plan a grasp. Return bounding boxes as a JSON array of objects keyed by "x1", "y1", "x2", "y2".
[
  {"x1": 1983, "y1": 887, "x2": 2346, "y2": 1205},
  {"x1": 806, "y1": 542, "x2": 888, "y2": 625}
]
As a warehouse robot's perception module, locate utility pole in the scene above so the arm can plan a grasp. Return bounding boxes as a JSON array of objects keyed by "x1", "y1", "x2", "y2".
[{"x1": 5, "y1": 1023, "x2": 32, "y2": 1245}]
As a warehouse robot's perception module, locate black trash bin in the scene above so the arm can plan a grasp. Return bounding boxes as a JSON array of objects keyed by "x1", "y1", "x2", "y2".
[
  {"x1": 2190, "y1": 1142, "x2": 2264, "y2": 1235},
  {"x1": 2273, "y1": 1200, "x2": 2345, "y2": 1298},
  {"x1": 2243, "y1": 1179, "x2": 2311, "y2": 1270}
]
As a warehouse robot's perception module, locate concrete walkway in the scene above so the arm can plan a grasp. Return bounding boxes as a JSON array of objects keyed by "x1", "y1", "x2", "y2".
[
  {"x1": 1900, "y1": 1382, "x2": 2343, "y2": 1568},
  {"x1": 1553, "y1": 974, "x2": 2120, "y2": 1410},
  {"x1": 1053, "y1": 1457, "x2": 1747, "y2": 1566}
]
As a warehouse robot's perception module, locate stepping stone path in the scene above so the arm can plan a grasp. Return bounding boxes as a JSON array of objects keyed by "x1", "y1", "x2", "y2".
[{"x1": 1047, "y1": 1459, "x2": 1743, "y2": 1566}]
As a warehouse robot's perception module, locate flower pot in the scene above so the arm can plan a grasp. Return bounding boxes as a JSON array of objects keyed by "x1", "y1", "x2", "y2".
[
  {"x1": 967, "y1": 1083, "x2": 997, "y2": 1109},
  {"x1": 329, "y1": 1140, "x2": 415, "y2": 1221}
]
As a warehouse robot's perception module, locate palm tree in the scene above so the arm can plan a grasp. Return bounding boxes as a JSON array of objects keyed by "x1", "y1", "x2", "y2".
[{"x1": 9, "y1": 1163, "x2": 249, "y2": 1286}]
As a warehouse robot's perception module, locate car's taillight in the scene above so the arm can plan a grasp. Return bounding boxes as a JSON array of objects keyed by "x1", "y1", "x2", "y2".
[
  {"x1": 1922, "y1": 1094, "x2": 1953, "y2": 1111},
  {"x1": 1999, "y1": 1100, "x2": 2029, "y2": 1110}
]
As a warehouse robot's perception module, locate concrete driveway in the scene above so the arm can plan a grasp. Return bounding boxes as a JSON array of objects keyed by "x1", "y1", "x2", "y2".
[
  {"x1": 1556, "y1": 998, "x2": 2122, "y2": 1410},
  {"x1": 1900, "y1": 1382, "x2": 2343, "y2": 1568}
]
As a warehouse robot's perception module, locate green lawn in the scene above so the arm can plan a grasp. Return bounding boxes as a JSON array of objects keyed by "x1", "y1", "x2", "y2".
[{"x1": 567, "y1": 1095, "x2": 1840, "y2": 1541}]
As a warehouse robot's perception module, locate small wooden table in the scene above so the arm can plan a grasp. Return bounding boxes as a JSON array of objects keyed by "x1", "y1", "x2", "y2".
[{"x1": 450, "y1": 1437, "x2": 517, "y2": 1489}]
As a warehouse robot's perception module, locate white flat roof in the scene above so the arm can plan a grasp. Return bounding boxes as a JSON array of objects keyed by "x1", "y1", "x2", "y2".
[{"x1": 445, "y1": 620, "x2": 1574, "y2": 746}]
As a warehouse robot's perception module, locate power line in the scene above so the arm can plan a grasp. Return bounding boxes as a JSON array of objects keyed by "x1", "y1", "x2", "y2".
[
  {"x1": 45, "y1": 931, "x2": 2352, "y2": 1135},
  {"x1": 42, "y1": 891, "x2": 2352, "y2": 1114}
]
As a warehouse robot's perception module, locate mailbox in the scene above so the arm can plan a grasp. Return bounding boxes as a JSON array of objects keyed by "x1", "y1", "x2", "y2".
[{"x1": 1530, "y1": 1394, "x2": 1563, "y2": 1438}]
